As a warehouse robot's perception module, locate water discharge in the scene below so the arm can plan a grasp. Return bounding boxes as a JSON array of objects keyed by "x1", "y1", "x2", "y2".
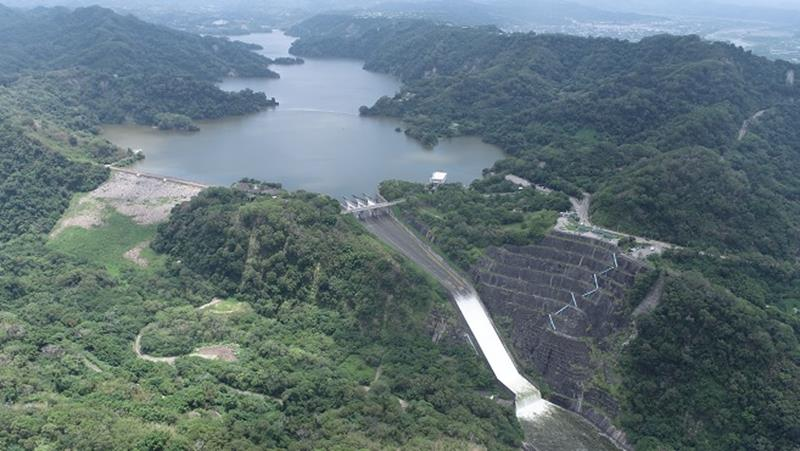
[
  {"x1": 455, "y1": 292, "x2": 619, "y2": 450},
  {"x1": 362, "y1": 214, "x2": 620, "y2": 450},
  {"x1": 454, "y1": 293, "x2": 541, "y2": 399}
]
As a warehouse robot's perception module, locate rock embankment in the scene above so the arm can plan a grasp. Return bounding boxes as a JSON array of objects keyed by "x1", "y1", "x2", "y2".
[
  {"x1": 472, "y1": 231, "x2": 648, "y2": 450},
  {"x1": 51, "y1": 170, "x2": 204, "y2": 237}
]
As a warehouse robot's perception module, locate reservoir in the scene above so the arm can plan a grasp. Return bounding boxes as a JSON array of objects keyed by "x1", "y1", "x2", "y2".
[
  {"x1": 103, "y1": 31, "x2": 619, "y2": 450},
  {"x1": 103, "y1": 32, "x2": 504, "y2": 197}
]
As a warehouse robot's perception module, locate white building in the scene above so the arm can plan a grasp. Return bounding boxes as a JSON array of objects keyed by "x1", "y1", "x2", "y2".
[{"x1": 430, "y1": 171, "x2": 448, "y2": 186}]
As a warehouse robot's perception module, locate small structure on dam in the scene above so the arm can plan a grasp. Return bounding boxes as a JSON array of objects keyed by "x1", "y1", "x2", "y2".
[
  {"x1": 340, "y1": 194, "x2": 404, "y2": 219},
  {"x1": 430, "y1": 171, "x2": 448, "y2": 187}
]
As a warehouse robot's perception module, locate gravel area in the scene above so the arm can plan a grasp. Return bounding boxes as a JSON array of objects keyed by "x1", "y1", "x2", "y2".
[
  {"x1": 192, "y1": 346, "x2": 238, "y2": 362},
  {"x1": 92, "y1": 171, "x2": 203, "y2": 224},
  {"x1": 51, "y1": 171, "x2": 203, "y2": 237},
  {"x1": 123, "y1": 241, "x2": 150, "y2": 267}
]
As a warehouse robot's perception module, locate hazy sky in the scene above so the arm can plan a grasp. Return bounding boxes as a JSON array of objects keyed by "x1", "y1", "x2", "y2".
[
  {"x1": 4, "y1": 0, "x2": 800, "y2": 12},
  {"x1": 571, "y1": 0, "x2": 800, "y2": 13},
  {"x1": 712, "y1": 0, "x2": 800, "y2": 7}
]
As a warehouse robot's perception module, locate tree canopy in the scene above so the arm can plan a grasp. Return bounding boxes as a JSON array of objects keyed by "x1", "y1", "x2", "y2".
[{"x1": 291, "y1": 15, "x2": 800, "y2": 257}]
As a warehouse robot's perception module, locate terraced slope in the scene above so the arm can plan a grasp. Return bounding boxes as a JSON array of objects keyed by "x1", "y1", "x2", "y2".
[{"x1": 473, "y1": 231, "x2": 647, "y2": 447}]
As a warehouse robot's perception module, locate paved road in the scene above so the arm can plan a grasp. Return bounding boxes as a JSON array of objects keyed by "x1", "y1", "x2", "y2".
[
  {"x1": 560, "y1": 193, "x2": 675, "y2": 259},
  {"x1": 361, "y1": 214, "x2": 472, "y2": 295}
]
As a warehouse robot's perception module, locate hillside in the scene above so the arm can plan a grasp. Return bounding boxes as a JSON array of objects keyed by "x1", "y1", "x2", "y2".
[
  {"x1": 0, "y1": 124, "x2": 108, "y2": 242},
  {"x1": 375, "y1": 173, "x2": 800, "y2": 450},
  {"x1": 289, "y1": 17, "x2": 800, "y2": 449},
  {"x1": 0, "y1": 184, "x2": 526, "y2": 449},
  {"x1": 0, "y1": 5, "x2": 276, "y2": 136},
  {"x1": 0, "y1": 5, "x2": 279, "y2": 244},
  {"x1": 0, "y1": 5, "x2": 276, "y2": 80},
  {"x1": 290, "y1": 15, "x2": 800, "y2": 257}
]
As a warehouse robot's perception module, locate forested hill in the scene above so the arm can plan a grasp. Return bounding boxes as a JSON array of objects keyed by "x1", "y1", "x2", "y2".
[
  {"x1": 0, "y1": 8, "x2": 527, "y2": 449},
  {"x1": 0, "y1": 4, "x2": 277, "y2": 137},
  {"x1": 290, "y1": 15, "x2": 800, "y2": 257},
  {"x1": 0, "y1": 5, "x2": 276, "y2": 80},
  {"x1": 0, "y1": 5, "x2": 280, "y2": 243}
]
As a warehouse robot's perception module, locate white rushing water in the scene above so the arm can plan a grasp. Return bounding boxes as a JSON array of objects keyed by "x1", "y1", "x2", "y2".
[
  {"x1": 454, "y1": 292, "x2": 550, "y2": 418},
  {"x1": 363, "y1": 215, "x2": 620, "y2": 449},
  {"x1": 455, "y1": 292, "x2": 620, "y2": 450}
]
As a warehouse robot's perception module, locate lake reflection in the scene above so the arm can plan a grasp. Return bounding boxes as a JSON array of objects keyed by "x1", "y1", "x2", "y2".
[{"x1": 104, "y1": 32, "x2": 504, "y2": 198}]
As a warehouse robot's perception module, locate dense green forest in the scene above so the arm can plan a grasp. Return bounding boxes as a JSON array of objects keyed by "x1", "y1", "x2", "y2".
[
  {"x1": 291, "y1": 16, "x2": 800, "y2": 449},
  {"x1": 0, "y1": 189, "x2": 524, "y2": 449},
  {"x1": 290, "y1": 15, "x2": 800, "y2": 257},
  {"x1": 0, "y1": 125, "x2": 107, "y2": 242},
  {"x1": 379, "y1": 179, "x2": 569, "y2": 269},
  {"x1": 0, "y1": 5, "x2": 275, "y2": 80},
  {"x1": 622, "y1": 272, "x2": 800, "y2": 450},
  {"x1": 0, "y1": 6, "x2": 277, "y2": 134}
]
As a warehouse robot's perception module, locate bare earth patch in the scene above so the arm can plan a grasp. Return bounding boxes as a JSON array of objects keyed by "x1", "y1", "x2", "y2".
[
  {"x1": 124, "y1": 241, "x2": 151, "y2": 267},
  {"x1": 91, "y1": 171, "x2": 203, "y2": 224},
  {"x1": 198, "y1": 298, "x2": 223, "y2": 310},
  {"x1": 50, "y1": 196, "x2": 104, "y2": 237},
  {"x1": 51, "y1": 171, "x2": 203, "y2": 237},
  {"x1": 191, "y1": 345, "x2": 238, "y2": 362}
]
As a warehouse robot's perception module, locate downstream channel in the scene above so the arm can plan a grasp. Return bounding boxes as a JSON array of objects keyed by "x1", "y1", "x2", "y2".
[
  {"x1": 362, "y1": 213, "x2": 620, "y2": 451},
  {"x1": 103, "y1": 31, "x2": 504, "y2": 198}
]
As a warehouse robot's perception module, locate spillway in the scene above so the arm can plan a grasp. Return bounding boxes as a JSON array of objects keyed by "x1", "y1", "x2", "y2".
[
  {"x1": 454, "y1": 293, "x2": 542, "y2": 406},
  {"x1": 360, "y1": 213, "x2": 621, "y2": 450}
]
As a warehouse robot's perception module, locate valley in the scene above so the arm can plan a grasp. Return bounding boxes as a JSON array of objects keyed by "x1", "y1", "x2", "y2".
[{"x1": 1, "y1": 4, "x2": 799, "y2": 451}]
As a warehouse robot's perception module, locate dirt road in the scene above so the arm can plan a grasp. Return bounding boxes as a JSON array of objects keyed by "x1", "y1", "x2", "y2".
[
  {"x1": 737, "y1": 109, "x2": 768, "y2": 141},
  {"x1": 133, "y1": 333, "x2": 177, "y2": 364}
]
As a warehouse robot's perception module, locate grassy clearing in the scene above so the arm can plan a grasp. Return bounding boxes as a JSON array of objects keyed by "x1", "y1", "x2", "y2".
[
  {"x1": 49, "y1": 193, "x2": 104, "y2": 237},
  {"x1": 206, "y1": 299, "x2": 248, "y2": 314},
  {"x1": 338, "y1": 354, "x2": 376, "y2": 386},
  {"x1": 500, "y1": 210, "x2": 559, "y2": 235},
  {"x1": 48, "y1": 210, "x2": 160, "y2": 277}
]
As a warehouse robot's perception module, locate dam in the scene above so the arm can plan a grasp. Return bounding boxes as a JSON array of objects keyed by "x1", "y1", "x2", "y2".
[{"x1": 358, "y1": 210, "x2": 621, "y2": 450}]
